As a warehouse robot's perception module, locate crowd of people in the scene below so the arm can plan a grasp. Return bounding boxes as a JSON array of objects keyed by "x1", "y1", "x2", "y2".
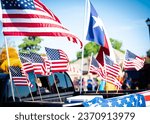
[
  {"x1": 72, "y1": 76, "x2": 98, "y2": 92},
  {"x1": 72, "y1": 72, "x2": 141, "y2": 92}
]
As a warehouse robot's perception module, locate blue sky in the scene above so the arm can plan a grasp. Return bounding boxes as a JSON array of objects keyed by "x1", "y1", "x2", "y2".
[{"x1": 0, "y1": 0, "x2": 150, "y2": 60}]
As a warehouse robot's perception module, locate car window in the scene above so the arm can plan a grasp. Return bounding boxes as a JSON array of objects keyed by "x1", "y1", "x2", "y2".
[
  {"x1": 48, "y1": 72, "x2": 74, "y2": 93},
  {"x1": 8, "y1": 71, "x2": 38, "y2": 98},
  {"x1": 7, "y1": 72, "x2": 74, "y2": 99}
]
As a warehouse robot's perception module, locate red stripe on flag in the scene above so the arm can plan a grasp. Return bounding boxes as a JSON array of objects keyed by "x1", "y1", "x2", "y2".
[
  {"x1": 144, "y1": 95, "x2": 150, "y2": 101},
  {"x1": 3, "y1": 23, "x2": 66, "y2": 29}
]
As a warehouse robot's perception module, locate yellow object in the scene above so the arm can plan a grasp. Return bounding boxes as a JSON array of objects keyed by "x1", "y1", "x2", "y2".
[
  {"x1": 0, "y1": 47, "x2": 22, "y2": 73},
  {"x1": 105, "y1": 82, "x2": 117, "y2": 91}
]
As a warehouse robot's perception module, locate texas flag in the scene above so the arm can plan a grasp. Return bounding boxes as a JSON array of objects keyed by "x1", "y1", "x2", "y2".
[
  {"x1": 86, "y1": 0, "x2": 115, "y2": 65},
  {"x1": 86, "y1": 0, "x2": 109, "y2": 49}
]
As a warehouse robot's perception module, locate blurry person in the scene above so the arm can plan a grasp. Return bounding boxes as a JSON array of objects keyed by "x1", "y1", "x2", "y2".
[
  {"x1": 82, "y1": 78, "x2": 87, "y2": 91},
  {"x1": 99, "y1": 79, "x2": 106, "y2": 91},
  {"x1": 131, "y1": 80, "x2": 139, "y2": 90},
  {"x1": 51, "y1": 74, "x2": 60, "y2": 93},
  {"x1": 73, "y1": 77, "x2": 79, "y2": 91}
]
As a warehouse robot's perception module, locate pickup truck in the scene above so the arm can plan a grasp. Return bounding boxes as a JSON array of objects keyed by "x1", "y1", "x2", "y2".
[
  {"x1": 0, "y1": 72, "x2": 145, "y2": 107},
  {"x1": 0, "y1": 72, "x2": 80, "y2": 107}
]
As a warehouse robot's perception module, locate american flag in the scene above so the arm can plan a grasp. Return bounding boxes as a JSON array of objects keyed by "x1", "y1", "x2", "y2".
[
  {"x1": 45, "y1": 47, "x2": 69, "y2": 72},
  {"x1": 89, "y1": 56, "x2": 105, "y2": 79},
  {"x1": 104, "y1": 55, "x2": 121, "y2": 85},
  {"x1": 9, "y1": 66, "x2": 33, "y2": 87},
  {"x1": 113, "y1": 78, "x2": 122, "y2": 89},
  {"x1": 19, "y1": 53, "x2": 34, "y2": 73},
  {"x1": 138, "y1": 90, "x2": 150, "y2": 107},
  {"x1": 1, "y1": 0, "x2": 82, "y2": 48},
  {"x1": 30, "y1": 52, "x2": 47, "y2": 75},
  {"x1": 41, "y1": 56, "x2": 51, "y2": 76},
  {"x1": 123, "y1": 50, "x2": 145, "y2": 71},
  {"x1": 83, "y1": 94, "x2": 146, "y2": 107}
]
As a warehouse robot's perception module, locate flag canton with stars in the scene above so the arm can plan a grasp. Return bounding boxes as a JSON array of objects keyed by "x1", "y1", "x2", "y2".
[
  {"x1": 1, "y1": 0, "x2": 35, "y2": 10},
  {"x1": 105, "y1": 55, "x2": 114, "y2": 66},
  {"x1": 9, "y1": 66, "x2": 23, "y2": 77},
  {"x1": 83, "y1": 94, "x2": 146, "y2": 107},
  {"x1": 19, "y1": 53, "x2": 32, "y2": 63},
  {"x1": 125, "y1": 50, "x2": 137, "y2": 61},
  {"x1": 30, "y1": 52, "x2": 44, "y2": 63},
  {"x1": 91, "y1": 56, "x2": 99, "y2": 68},
  {"x1": 45, "y1": 47, "x2": 61, "y2": 60}
]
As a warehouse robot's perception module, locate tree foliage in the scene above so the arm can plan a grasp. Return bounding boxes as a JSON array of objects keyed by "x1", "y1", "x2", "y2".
[
  {"x1": 18, "y1": 36, "x2": 43, "y2": 53},
  {"x1": 76, "y1": 42, "x2": 99, "y2": 59},
  {"x1": 146, "y1": 49, "x2": 150, "y2": 57},
  {"x1": 110, "y1": 38, "x2": 124, "y2": 53},
  {"x1": 76, "y1": 38, "x2": 125, "y2": 60}
]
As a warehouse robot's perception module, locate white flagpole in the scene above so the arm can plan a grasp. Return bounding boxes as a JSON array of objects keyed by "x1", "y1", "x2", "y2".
[
  {"x1": 14, "y1": 86, "x2": 22, "y2": 102},
  {"x1": 103, "y1": 52, "x2": 108, "y2": 93},
  {"x1": 88, "y1": 52, "x2": 93, "y2": 75},
  {"x1": 1, "y1": 1, "x2": 15, "y2": 101},
  {"x1": 4, "y1": 37, "x2": 15, "y2": 102},
  {"x1": 122, "y1": 49, "x2": 127, "y2": 72},
  {"x1": 27, "y1": 84, "x2": 34, "y2": 101},
  {"x1": 80, "y1": 0, "x2": 88, "y2": 94},
  {"x1": 34, "y1": 75, "x2": 43, "y2": 101}
]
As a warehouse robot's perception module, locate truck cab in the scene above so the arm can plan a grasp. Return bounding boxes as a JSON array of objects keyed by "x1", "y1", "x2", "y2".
[{"x1": 0, "y1": 72, "x2": 76, "y2": 107}]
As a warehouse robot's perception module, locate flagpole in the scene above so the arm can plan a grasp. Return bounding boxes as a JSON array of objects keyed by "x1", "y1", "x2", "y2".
[
  {"x1": 119, "y1": 49, "x2": 127, "y2": 87},
  {"x1": 14, "y1": 86, "x2": 22, "y2": 102},
  {"x1": 88, "y1": 52, "x2": 93, "y2": 75},
  {"x1": 27, "y1": 84, "x2": 34, "y2": 101},
  {"x1": 80, "y1": 0, "x2": 88, "y2": 94},
  {"x1": 52, "y1": 74, "x2": 62, "y2": 103},
  {"x1": 23, "y1": 71, "x2": 34, "y2": 101},
  {"x1": 85, "y1": 52, "x2": 93, "y2": 93},
  {"x1": 96, "y1": 76, "x2": 101, "y2": 93},
  {"x1": 121, "y1": 50, "x2": 127, "y2": 72},
  {"x1": 103, "y1": 52, "x2": 108, "y2": 94},
  {"x1": 18, "y1": 52, "x2": 39, "y2": 101},
  {"x1": 116, "y1": 85, "x2": 120, "y2": 93},
  {"x1": 80, "y1": 47, "x2": 84, "y2": 94},
  {"x1": 34, "y1": 75, "x2": 43, "y2": 101},
  {"x1": 4, "y1": 37, "x2": 15, "y2": 102}
]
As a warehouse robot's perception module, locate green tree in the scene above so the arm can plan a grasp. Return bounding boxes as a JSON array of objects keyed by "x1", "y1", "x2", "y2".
[
  {"x1": 76, "y1": 42, "x2": 99, "y2": 59},
  {"x1": 147, "y1": 49, "x2": 150, "y2": 57},
  {"x1": 76, "y1": 38, "x2": 125, "y2": 60},
  {"x1": 110, "y1": 38, "x2": 125, "y2": 53},
  {"x1": 18, "y1": 36, "x2": 43, "y2": 53}
]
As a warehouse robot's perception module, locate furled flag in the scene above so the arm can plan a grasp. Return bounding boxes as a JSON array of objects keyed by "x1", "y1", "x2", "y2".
[
  {"x1": 45, "y1": 47, "x2": 69, "y2": 72},
  {"x1": 89, "y1": 56, "x2": 105, "y2": 79},
  {"x1": 123, "y1": 50, "x2": 145, "y2": 71},
  {"x1": 83, "y1": 94, "x2": 146, "y2": 107},
  {"x1": 30, "y1": 52, "x2": 48, "y2": 76},
  {"x1": 19, "y1": 53, "x2": 34, "y2": 73},
  {"x1": 104, "y1": 54, "x2": 121, "y2": 85},
  {"x1": 1, "y1": 0, "x2": 82, "y2": 48},
  {"x1": 9, "y1": 66, "x2": 33, "y2": 87},
  {"x1": 86, "y1": 0, "x2": 115, "y2": 65}
]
